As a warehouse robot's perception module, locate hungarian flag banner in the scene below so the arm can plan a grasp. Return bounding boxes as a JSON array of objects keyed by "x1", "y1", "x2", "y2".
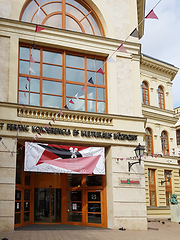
[{"x1": 24, "y1": 142, "x2": 105, "y2": 175}]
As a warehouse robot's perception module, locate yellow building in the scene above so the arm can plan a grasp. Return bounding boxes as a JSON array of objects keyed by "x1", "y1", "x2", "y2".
[{"x1": 0, "y1": 0, "x2": 179, "y2": 232}]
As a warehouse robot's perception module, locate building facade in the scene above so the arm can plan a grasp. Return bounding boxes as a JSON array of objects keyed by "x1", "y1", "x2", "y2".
[{"x1": 0, "y1": 0, "x2": 179, "y2": 232}]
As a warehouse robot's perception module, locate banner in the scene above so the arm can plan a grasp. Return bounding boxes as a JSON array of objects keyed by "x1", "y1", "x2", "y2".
[{"x1": 24, "y1": 142, "x2": 105, "y2": 174}]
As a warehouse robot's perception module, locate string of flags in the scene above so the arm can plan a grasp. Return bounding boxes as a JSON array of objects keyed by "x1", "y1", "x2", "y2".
[{"x1": 0, "y1": 0, "x2": 162, "y2": 154}]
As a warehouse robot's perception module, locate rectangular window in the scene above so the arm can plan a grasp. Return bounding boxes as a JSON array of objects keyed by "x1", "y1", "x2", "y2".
[
  {"x1": 18, "y1": 45, "x2": 106, "y2": 113},
  {"x1": 177, "y1": 130, "x2": 180, "y2": 145},
  {"x1": 148, "y1": 169, "x2": 156, "y2": 207}
]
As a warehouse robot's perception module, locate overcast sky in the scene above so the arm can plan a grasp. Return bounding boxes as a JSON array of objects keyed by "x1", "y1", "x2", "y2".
[{"x1": 140, "y1": 0, "x2": 180, "y2": 109}]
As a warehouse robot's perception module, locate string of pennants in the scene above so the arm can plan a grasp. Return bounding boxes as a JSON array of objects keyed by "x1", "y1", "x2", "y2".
[{"x1": 0, "y1": 0, "x2": 164, "y2": 154}]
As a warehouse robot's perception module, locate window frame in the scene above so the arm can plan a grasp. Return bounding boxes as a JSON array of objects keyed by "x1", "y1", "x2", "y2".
[
  {"x1": 161, "y1": 131, "x2": 169, "y2": 156},
  {"x1": 19, "y1": 0, "x2": 105, "y2": 37},
  {"x1": 145, "y1": 128, "x2": 153, "y2": 154},
  {"x1": 148, "y1": 169, "x2": 156, "y2": 207},
  {"x1": 176, "y1": 129, "x2": 180, "y2": 145},
  {"x1": 158, "y1": 85, "x2": 165, "y2": 109},
  {"x1": 18, "y1": 44, "x2": 107, "y2": 113},
  {"x1": 142, "y1": 81, "x2": 149, "y2": 105}
]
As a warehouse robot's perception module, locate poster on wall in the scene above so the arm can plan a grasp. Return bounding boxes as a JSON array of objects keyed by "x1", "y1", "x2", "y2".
[{"x1": 24, "y1": 142, "x2": 105, "y2": 175}]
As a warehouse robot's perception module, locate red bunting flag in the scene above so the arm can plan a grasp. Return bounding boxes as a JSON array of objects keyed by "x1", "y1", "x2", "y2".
[
  {"x1": 97, "y1": 68, "x2": 104, "y2": 75},
  {"x1": 27, "y1": 77, "x2": 30, "y2": 82},
  {"x1": 117, "y1": 43, "x2": 127, "y2": 53},
  {"x1": 35, "y1": 25, "x2": 45, "y2": 32},
  {"x1": 24, "y1": 92, "x2": 26, "y2": 98},
  {"x1": 145, "y1": 9, "x2": 158, "y2": 19},
  {"x1": 81, "y1": 86, "x2": 87, "y2": 92},
  {"x1": 52, "y1": 118, "x2": 55, "y2": 123},
  {"x1": 30, "y1": 54, "x2": 35, "y2": 63},
  {"x1": 69, "y1": 99, "x2": 74, "y2": 104}
]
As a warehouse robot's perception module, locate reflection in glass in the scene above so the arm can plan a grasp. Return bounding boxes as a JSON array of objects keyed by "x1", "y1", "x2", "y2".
[
  {"x1": 88, "y1": 100, "x2": 96, "y2": 112},
  {"x1": 96, "y1": 60, "x2": 104, "y2": 71},
  {"x1": 43, "y1": 51, "x2": 62, "y2": 65},
  {"x1": 87, "y1": 86, "x2": 95, "y2": 99},
  {"x1": 31, "y1": 49, "x2": 40, "y2": 62},
  {"x1": 66, "y1": 84, "x2": 85, "y2": 97},
  {"x1": 88, "y1": 213, "x2": 101, "y2": 223},
  {"x1": 87, "y1": 58, "x2": 95, "y2": 70},
  {"x1": 97, "y1": 88, "x2": 105, "y2": 101},
  {"x1": 30, "y1": 93, "x2": 40, "y2": 106},
  {"x1": 20, "y1": 47, "x2": 29, "y2": 60},
  {"x1": 43, "y1": 80, "x2": 62, "y2": 95},
  {"x1": 43, "y1": 64, "x2": 62, "y2": 79},
  {"x1": 97, "y1": 102, "x2": 105, "y2": 113},
  {"x1": 97, "y1": 73, "x2": 104, "y2": 85},
  {"x1": 45, "y1": 14, "x2": 62, "y2": 28},
  {"x1": 43, "y1": 95, "x2": 62, "y2": 108},
  {"x1": 66, "y1": 55, "x2": 84, "y2": 68},
  {"x1": 30, "y1": 62, "x2": 40, "y2": 76},
  {"x1": 66, "y1": 68, "x2": 84, "y2": 82},
  {"x1": 19, "y1": 77, "x2": 28, "y2": 91},
  {"x1": 68, "y1": 212, "x2": 82, "y2": 222},
  {"x1": 67, "y1": 98, "x2": 85, "y2": 111},
  {"x1": 67, "y1": 174, "x2": 81, "y2": 187},
  {"x1": 66, "y1": 16, "x2": 82, "y2": 32},
  {"x1": 19, "y1": 92, "x2": 29, "y2": 105}
]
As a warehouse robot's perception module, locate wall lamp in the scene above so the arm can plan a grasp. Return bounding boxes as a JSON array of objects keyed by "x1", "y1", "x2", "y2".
[
  {"x1": 128, "y1": 143, "x2": 145, "y2": 172},
  {"x1": 161, "y1": 171, "x2": 172, "y2": 185}
]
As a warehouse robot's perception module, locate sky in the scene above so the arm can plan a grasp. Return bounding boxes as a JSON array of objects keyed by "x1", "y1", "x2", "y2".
[{"x1": 140, "y1": 0, "x2": 180, "y2": 109}]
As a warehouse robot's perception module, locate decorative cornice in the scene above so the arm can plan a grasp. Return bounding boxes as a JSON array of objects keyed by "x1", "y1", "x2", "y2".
[{"x1": 141, "y1": 55, "x2": 179, "y2": 81}]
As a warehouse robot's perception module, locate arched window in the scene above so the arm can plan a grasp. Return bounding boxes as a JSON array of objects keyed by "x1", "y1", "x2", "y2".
[
  {"x1": 161, "y1": 131, "x2": 169, "y2": 156},
  {"x1": 158, "y1": 86, "x2": 165, "y2": 109},
  {"x1": 20, "y1": 0, "x2": 104, "y2": 36},
  {"x1": 145, "y1": 128, "x2": 153, "y2": 154},
  {"x1": 142, "y1": 81, "x2": 149, "y2": 105}
]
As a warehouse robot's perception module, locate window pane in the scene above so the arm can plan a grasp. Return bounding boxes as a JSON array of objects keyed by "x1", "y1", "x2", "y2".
[
  {"x1": 81, "y1": 18, "x2": 93, "y2": 34},
  {"x1": 30, "y1": 63, "x2": 40, "y2": 76},
  {"x1": 20, "y1": 47, "x2": 29, "y2": 60},
  {"x1": 31, "y1": 49, "x2": 40, "y2": 62},
  {"x1": 19, "y1": 92, "x2": 29, "y2": 105},
  {"x1": 66, "y1": 55, "x2": 84, "y2": 69},
  {"x1": 43, "y1": 95, "x2": 62, "y2": 108},
  {"x1": 30, "y1": 78, "x2": 40, "y2": 92},
  {"x1": 87, "y1": 86, "x2": 95, "y2": 99},
  {"x1": 97, "y1": 88, "x2": 105, "y2": 101},
  {"x1": 19, "y1": 77, "x2": 28, "y2": 91},
  {"x1": 96, "y1": 60, "x2": 104, "y2": 71},
  {"x1": 43, "y1": 3, "x2": 62, "y2": 14},
  {"x1": 67, "y1": 174, "x2": 81, "y2": 187},
  {"x1": 43, "y1": 64, "x2": 62, "y2": 79},
  {"x1": 88, "y1": 100, "x2": 96, "y2": 112},
  {"x1": 21, "y1": 1, "x2": 37, "y2": 22},
  {"x1": 30, "y1": 93, "x2": 40, "y2": 106},
  {"x1": 66, "y1": 0, "x2": 89, "y2": 15},
  {"x1": 87, "y1": 58, "x2": 95, "y2": 70},
  {"x1": 45, "y1": 14, "x2": 62, "y2": 28},
  {"x1": 87, "y1": 72, "x2": 94, "y2": 83},
  {"x1": 24, "y1": 212, "x2": 30, "y2": 222},
  {"x1": 66, "y1": 84, "x2": 85, "y2": 98},
  {"x1": 68, "y1": 212, "x2": 82, "y2": 222},
  {"x1": 97, "y1": 102, "x2": 105, "y2": 113},
  {"x1": 20, "y1": 61, "x2": 29, "y2": 74},
  {"x1": 43, "y1": 51, "x2": 62, "y2": 65},
  {"x1": 67, "y1": 98, "x2": 85, "y2": 111},
  {"x1": 66, "y1": 16, "x2": 82, "y2": 32},
  {"x1": 66, "y1": 5, "x2": 84, "y2": 20},
  {"x1": 43, "y1": 80, "x2": 62, "y2": 95},
  {"x1": 97, "y1": 73, "x2": 104, "y2": 85},
  {"x1": 66, "y1": 68, "x2": 84, "y2": 82},
  {"x1": 88, "y1": 13, "x2": 101, "y2": 36}
]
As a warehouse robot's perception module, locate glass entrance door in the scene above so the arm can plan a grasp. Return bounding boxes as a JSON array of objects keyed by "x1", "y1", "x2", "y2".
[
  {"x1": 34, "y1": 188, "x2": 61, "y2": 223},
  {"x1": 86, "y1": 190, "x2": 102, "y2": 226}
]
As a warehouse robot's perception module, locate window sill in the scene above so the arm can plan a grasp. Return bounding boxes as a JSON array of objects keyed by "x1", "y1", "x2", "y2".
[{"x1": 147, "y1": 206, "x2": 170, "y2": 210}]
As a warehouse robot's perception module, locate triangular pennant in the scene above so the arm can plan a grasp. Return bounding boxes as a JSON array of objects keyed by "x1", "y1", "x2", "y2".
[
  {"x1": 35, "y1": 25, "x2": 45, "y2": 32},
  {"x1": 27, "y1": 77, "x2": 30, "y2": 82},
  {"x1": 117, "y1": 43, "x2": 127, "y2": 53},
  {"x1": 25, "y1": 84, "x2": 28, "y2": 90},
  {"x1": 29, "y1": 67, "x2": 35, "y2": 73},
  {"x1": 74, "y1": 93, "x2": 79, "y2": 99},
  {"x1": 97, "y1": 68, "x2": 104, "y2": 75},
  {"x1": 106, "y1": 57, "x2": 116, "y2": 63},
  {"x1": 81, "y1": 86, "x2": 87, "y2": 92},
  {"x1": 37, "y1": 7, "x2": 44, "y2": 19},
  {"x1": 60, "y1": 109, "x2": 63, "y2": 115},
  {"x1": 24, "y1": 92, "x2": 26, "y2": 98},
  {"x1": 130, "y1": 28, "x2": 140, "y2": 39},
  {"x1": 69, "y1": 99, "x2": 74, "y2": 104},
  {"x1": 64, "y1": 105, "x2": 69, "y2": 110},
  {"x1": 49, "y1": 122, "x2": 52, "y2": 126},
  {"x1": 145, "y1": 9, "x2": 158, "y2": 19},
  {"x1": 33, "y1": 42, "x2": 38, "y2": 49},
  {"x1": 52, "y1": 118, "x2": 55, "y2": 123},
  {"x1": 30, "y1": 54, "x2": 35, "y2": 63},
  {"x1": 88, "y1": 77, "x2": 94, "y2": 84}
]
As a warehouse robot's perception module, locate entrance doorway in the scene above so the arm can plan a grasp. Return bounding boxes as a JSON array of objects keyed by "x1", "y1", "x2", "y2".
[{"x1": 34, "y1": 188, "x2": 61, "y2": 223}]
